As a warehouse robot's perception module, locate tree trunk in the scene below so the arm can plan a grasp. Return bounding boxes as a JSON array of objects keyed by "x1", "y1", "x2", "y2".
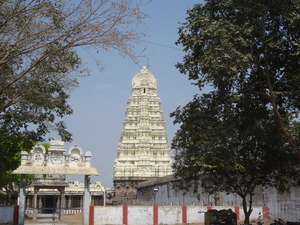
[
  {"x1": 6, "y1": 191, "x2": 12, "y2": 205},
  {"x1": 263, "y1": 66, "x2": 300, "y2": 160},
  {"x1": 269, "y1": 96, "x2": 300, "y2": 160},
  {"x1": 241, "y1": 194, "x2": 253, "y2": 224}
]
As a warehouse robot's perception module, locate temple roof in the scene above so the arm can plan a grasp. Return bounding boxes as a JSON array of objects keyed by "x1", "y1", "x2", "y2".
[{"x1": 132, "y1": 66, "x2": 157, "y2": 88}]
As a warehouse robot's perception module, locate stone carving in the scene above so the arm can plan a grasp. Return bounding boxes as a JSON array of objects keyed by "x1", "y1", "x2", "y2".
[
  {"x1": 71, "y1": 153, "x2": 81, "y2": 161},
  {"x1": 34, "y1": 151, "x2": 42, "y2": 160},
  {"x1": 114, "y1": 66, "x2": 173, "y2": 185},
  {"x1": 19, "y1": 139, "x2": 96, "y2": 172},
  {"x1": 32, "y1": 146, "x2": 45, "y2": 166},
  {"x1": 49, "y1": 153, "x2": 64, "y2": 164}
]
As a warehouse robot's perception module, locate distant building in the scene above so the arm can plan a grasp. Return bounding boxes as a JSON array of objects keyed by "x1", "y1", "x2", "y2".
[
  {"x1": 14, "y1": 139, "x2": 107, "y2": 216},
  {"x1": 112, "y1": 66, "x2": 173, "y2": 204}
]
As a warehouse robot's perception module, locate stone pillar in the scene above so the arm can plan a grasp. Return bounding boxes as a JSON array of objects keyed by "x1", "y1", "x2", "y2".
[
  {"x1": 18, "y1": 174, "x2": 26, "y2": 225},
  {"x1": 33, "y1": 188, "x2": 39, "y2": 221},
  {"x1": 38, "y1": 195, "x2": 42, "y2": 210},
  {"x1": 80, "y1": 195, "x2": 83, "y2": 208},
  {"x1": 70, "y1": 194, "x2": 73, "y2": 208},
  {"x1": 26, "y1": 195, "x2": 29, "y2": 208},
  {"x1": 66, "y1": 195, "x2": 69, "y2": 208},
  {"x1": 83, "y1": 175, "x2": 90, "y2": 225},
  {"x1": 91, "y1": 193, "x2": 94, "y2": 206},
  {"x1": 59, "y1": 188, "x2": 65, "y2": 221},
  {"x1": 56, "y1": 194, "x2": 60, "y2": 211},
  {"x1": 103, "y1": 190, "x2": 106, "y2": 206}
]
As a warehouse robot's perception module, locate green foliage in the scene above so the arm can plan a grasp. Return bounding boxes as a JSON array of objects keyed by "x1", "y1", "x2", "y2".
[
  {"x1": 0, "y1": 171, "x2": 34, "y2": 205},
  {"x1": 0, "y1": 1, "x2": 147, "y2": 160},
  {"x1": 172, "y1": 92, "x2": 300, "y2": 223},
  {"x1": 41, "y1": 142, "x2": 51, "y2": 154},
  {"x1": 0, "y1": 132, "x2": 35, "y2": 173},
  {"x1": 0, "y1": 0, "x2": 148, "y2": 201},
  {"x1": 175, "y1": 0, "x2": 300, "y2": 159},
  {"x1": 174, "y1": 1, "x2": 300, "y2": 222},
  {"x1": 0, "y1": 0, "x2": 148, "y2": 143},
  {"x1": 0, "y1": 133, "x2": 36, "y2": 204}
]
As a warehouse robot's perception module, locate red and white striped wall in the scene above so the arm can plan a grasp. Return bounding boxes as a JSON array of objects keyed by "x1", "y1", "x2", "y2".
[
  {"x1": 89, "y1": 205, "x2": 268, "y2": 225},
  {"x1": 0, "y1": 205, "x2": 268, "y2": 225}
]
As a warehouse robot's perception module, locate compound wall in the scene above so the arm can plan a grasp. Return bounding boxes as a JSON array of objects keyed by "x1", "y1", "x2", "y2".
[
  {"x1": 0, "y1": 205, "x2": 15, "y2": 224},
  {"x1": 0, "y1": 205, "x2": 268, "y2": 225},
  {"x1": 137, "y1": 175, "x2": 300, "y2": 221},
  {"x1": 91, "y1": 205, "x2": 268, "y2": 225}
]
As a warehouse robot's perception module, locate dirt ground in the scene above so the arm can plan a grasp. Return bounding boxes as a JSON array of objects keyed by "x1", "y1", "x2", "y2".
[
  {"x1": 190, "y1": 218, "x2": 284, "y2": 225},
  {"x1": 24, "y1": 213, "x2": 83, "y2": 225},
  {"x1": 249, "y1": 218, "x2": 282, "y2": 225},
  {"x1": 63, "y1": 213, "x2": 83, "y2": 225},
  {"x1": 23, "y1": 212, "x2": 287, "y2": 225},
  {"x1": 61, "y1": 214, "x2": 284, "y2": 225}
]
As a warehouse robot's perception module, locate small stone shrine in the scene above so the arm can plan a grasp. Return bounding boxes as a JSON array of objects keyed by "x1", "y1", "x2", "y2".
[{"x1": 13, "y1": 138, "x2": 99, "y2": 225}]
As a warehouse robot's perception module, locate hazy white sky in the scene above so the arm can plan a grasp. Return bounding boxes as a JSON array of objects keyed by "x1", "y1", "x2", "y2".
[{"x1": 46, "y1": 0, "x2": 206, "y2": 187}]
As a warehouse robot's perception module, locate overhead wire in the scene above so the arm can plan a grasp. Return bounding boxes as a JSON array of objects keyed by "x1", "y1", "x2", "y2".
[
  {"x1": 91, "y1": 38, "x2": 182, "y2": 164},
  {"x1": 137, "y1": 38, "x2": 182, "y2": 51}
]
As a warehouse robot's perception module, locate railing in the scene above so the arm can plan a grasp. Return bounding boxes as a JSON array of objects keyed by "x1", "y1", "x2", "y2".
[{"x1": 25, "y1": 207, "x2": 82, "y2": 215}]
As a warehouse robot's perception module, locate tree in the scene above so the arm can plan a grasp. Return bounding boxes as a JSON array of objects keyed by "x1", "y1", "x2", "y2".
[
  {"x1": 0, "y1": 133, "x2": 36, "y2": 204},
  {"x1": 175, "y1": 0, "x2": 300, "y2": 159},
  {"x1": 0, "y1": 140, "x2": 59, "y2": 204},
  {"x1": 1, "y1": 0, "x2": 148, "y2": 140},
  {"x1": 171, "y1": 92, "x2": 300, "y2": 224},
  {"x1": 0, "y1": 0, "x2": 148, "y2": 173}
]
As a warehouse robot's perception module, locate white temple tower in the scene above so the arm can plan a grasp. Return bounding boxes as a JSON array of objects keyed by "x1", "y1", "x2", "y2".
[{"x1": 113, "y1": 66, "x2": 173, "y2": 204}]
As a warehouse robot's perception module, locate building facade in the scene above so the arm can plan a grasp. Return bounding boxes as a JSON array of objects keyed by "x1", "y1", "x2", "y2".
[
  {"x1": 15, "y1": 139, "x2": 108, "y2": 218},
  {"x1": 113, "y1": 66, "x2": 173, "y2": 204},
  {"x1": 25, "y1": 180, "x2": 108, "y2": 213}
]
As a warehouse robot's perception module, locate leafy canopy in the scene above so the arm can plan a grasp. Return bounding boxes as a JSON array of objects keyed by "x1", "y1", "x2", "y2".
[
  {"x1": 0, "y1": 133, "x2": 36, "y2": 204},
  {"x1": 173, "y1": 0, "x2": 300, "y2": 223},
  {"x1": 0, "y1": 0, "x2": 149, "y2": 192},
  {"x1": 175, "y1": 0, "x2": 300, "y2": 159},
  {"x1": 0, "y1": 0, "x2": 149, "y2": 143},
  {"x1": 171, "y1": 92, "x2": 300, "y2": 224}
]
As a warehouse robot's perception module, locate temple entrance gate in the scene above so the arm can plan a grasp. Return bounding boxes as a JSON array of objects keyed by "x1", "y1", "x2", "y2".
[
  {"x1": 42, "y1": 195, "x2": 57, "y2": 214},
  {"x1": 13, "y1": 139, "x2": 99, "y2": 225},
  {"x1": 30, "y1": 174, "x2": 69, "y2": 221}
]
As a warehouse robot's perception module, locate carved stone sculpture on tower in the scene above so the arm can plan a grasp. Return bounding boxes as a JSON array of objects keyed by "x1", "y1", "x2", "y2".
[{"x1": 113, "y1": 66, "x2": 173, "y2": 204}]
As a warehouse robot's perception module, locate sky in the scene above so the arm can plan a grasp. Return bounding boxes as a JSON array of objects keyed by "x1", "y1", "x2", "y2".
[{"x1": 46, "y1": 0, "x2": 206, "y2": 187}]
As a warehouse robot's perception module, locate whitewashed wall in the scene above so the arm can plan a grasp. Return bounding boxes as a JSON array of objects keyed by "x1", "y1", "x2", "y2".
[
  {"x1": 92, "y1": 206, "x2": 267, "y2": 225},
  {"x1": 0, "y1": 206, "x2": 14, "y2": 224},
  {"x1": 137, "y1": 175, "x2": 300, "y2": 221},
  {"x1": 94, "y1": 206, "x2": 123, "y2": 224}
]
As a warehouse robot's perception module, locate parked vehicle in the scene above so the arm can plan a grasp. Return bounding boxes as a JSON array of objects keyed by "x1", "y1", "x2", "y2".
[
  {"x1": 286, "y1": 220, "x2": 300, "y2": 225},
  {"x1": 252, "y1": 218, "x2": 264, "y2": 225},
  {"x1": 270, "y1": 219, "x2": 286, "y2": 225},
  {"x1": 205, "y1": 209, "x2": 237, "y2": 225}
]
